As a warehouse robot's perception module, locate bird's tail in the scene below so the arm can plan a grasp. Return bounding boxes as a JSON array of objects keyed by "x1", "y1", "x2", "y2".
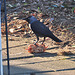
[{"x1": 49, "y1": 33, "x2": 62, "y2": 42}]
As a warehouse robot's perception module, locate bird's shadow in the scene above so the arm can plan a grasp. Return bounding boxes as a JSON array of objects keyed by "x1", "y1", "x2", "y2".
[
  {"x1": 32, "y1": 46, "x2": 59, "y2": 57},
  {"x1": 32, "y1": 52, "x2": 57, "y2": 57},
  {"x1": 3, "y1": 45, "x2": 59, "y2": 61},
  {"x1": 3, "y1": 52, "x2": 57, "y2": 61},
  {"x1": 3, "y1": 46, "x2": 58, "y2": 61}
]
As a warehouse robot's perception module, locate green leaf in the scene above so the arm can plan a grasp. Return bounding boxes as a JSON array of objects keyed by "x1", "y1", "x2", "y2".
[
  {"x1": 24, "y1": 3, "x2": 28, "y2": 5},
  {"x1": 63, "y1": 58, "x2": 66, "y2": 60},
  {"x1": 33, "y1": 56, "x2": 34, "y2": 57},
  {"x1": 72, "y1": 7, "x2": 74, "y2": 11},
  {"x1": 38, "y1": 7, "x2": 40, "y2": 10}
]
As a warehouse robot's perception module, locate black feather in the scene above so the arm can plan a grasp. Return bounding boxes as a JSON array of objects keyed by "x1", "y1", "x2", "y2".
[{"x1": 24, "y1": 16, "x2": 62, "y2": 44}]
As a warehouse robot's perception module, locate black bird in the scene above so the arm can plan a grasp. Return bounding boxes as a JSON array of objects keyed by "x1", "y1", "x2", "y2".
[{"x1": 24, "y1": 16, "x2": 62, "y2": 45}]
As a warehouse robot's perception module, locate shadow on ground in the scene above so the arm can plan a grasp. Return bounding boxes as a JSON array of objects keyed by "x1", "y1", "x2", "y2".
[
  {"x1": 3, "y1": 52, "x2": 57, "y2": 61},
  {"x1": 2, "y1": 44, "x2": 27, "y2": 50},
  {"x1": 3, "y1": 65, "x2": 75, "y2": 75}
]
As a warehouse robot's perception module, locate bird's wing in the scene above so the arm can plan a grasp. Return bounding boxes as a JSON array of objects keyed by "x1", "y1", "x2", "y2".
[
  {"x1": 31, "y1": 21, "x2": 52, "y2": 37},
  {"x1": 31, "y1": 21, "x2": 62, "y2": 42}
]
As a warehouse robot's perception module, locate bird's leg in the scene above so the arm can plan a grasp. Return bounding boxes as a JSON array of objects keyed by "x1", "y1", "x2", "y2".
[
  {"x1": 42, "y1": 37, "x2": 45, "y2": 45},
  {"x1": 34, "y1": 36, "x2": 39, "y2": 46}
]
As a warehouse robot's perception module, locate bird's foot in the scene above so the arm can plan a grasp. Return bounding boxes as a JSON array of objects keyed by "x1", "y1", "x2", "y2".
[
  {"x1": 34, "y1": 43, "x2": 38, "y2": 46},
  {"x1": 41, "y1": 42, "x2": 44, "y2": 45},
  {"x1": 41, "y1": 43, "x2": 45, "y2": 47}
]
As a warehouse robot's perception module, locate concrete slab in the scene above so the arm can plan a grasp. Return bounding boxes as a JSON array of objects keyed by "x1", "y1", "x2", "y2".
[{"x1": 2, "y1": 37, "x2": 75, "y2": 75}]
